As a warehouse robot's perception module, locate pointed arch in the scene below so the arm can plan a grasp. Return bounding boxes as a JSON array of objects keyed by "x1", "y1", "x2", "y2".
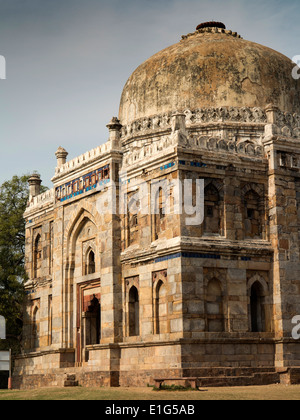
[
  {"x1": 247, "y1": 275, "x2": 269, "y2": 333},
  {"x1": 242, "y1": 185, "x2": 265, "y2": 239},
  {"x1": 247, "y1": 274, "x2": 268, "y2": 294},
  {"x1": 83, "y1": 294, "x2": 100, "y2": 346},
  {"x1": 62, "y1": 204, "x2": 100, "y2": 351},
  {"x1": 152, "y1": 185, "x2": 167, "y2": 241},
  {"x1": 154, "y1": 279, "x2": 167, "y2": 334},
  {"x1": 86, "y1": 248, "x2": 96, "y2": 275},
  {"x1": 204, "y1": 179, "x2": 224, "y2": 196},
  {"x1": 203, "y1": 179, "x2": 224, "y2": 236},
  {"x1": 250, "y1": 282, "x2": 265, "y2": 332},
  {"x1": 33, "y1": 233, "x2": 42, "y2": 279},
  {"x1": 32, "y1": 303, "x2": 40, "y2": 349},
  {"x1": 241, "y1": 183, "x2": 264, "y2": 198},
  {"x1": 64, "y1": 201, "x2": 102, "y2": 259},
  {"x1": 128, "y1": 286, "x2": 139, "y2": 337},
  {"x1": 205, "y1": 278, "x2": 224, "y2": 332},
  {"x1": 65, "y1": 206, "x2": 98, "y2": 256}
]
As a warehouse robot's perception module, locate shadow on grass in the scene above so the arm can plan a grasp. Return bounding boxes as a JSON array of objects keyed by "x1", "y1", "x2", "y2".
[{"x1": 152, "y1": 384, "x2": 208, "y2": 392}]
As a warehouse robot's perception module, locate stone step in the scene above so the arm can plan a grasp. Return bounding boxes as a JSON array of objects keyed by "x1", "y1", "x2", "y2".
[
  {"x1": 182, "y1": 367, "x2": 277, "y2": 377},
  {"x1": 154, "y1": 371, "x2": 280, "y2": 389},
  {"x1": 197, "y1": 372, "x2": 280, "y2": 388}
]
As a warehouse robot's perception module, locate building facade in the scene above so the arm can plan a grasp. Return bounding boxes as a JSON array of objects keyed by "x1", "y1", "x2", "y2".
[{"x1": 13, "y1": 22, "x2": 300, "y2": 388}]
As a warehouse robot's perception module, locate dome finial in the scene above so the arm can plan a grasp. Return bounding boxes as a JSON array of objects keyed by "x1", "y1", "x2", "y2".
[{"x1": 196, "y1": 21, "x2": 226, "y2": 31}]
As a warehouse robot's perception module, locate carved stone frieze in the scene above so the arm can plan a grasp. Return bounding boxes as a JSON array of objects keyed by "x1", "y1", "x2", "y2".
[
  {"x1": 121, "y1": 107, "x2": 268, "y2": 141},
  {"x1": 275, "y1": 110, "x2": 300, "y2": 138},
  {"x1": 122, "y1": 132, "x2": 264, "y2": 169}
]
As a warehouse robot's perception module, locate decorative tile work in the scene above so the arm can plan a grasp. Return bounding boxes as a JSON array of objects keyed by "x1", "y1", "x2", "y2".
[
  {"x1": 120, "y1": 107, "x2": 268, "y2": 140},
  {"x1": 154, "y1": 252, "x2": 221, "y2": 264},
  {"x1": 55, "y1": 165, "x2": 110, "y2": 203},
  {"x1": 190, "y1": 161, "x2": 207, "y2": 168},
  {"x1": 154, "y1": 252, "x2": 268, "y2": 264},
  {"x1": 182, "y1": 252, "x2": 221, "y2": 260},
  {"x1": 26, "y1": 290, "x2": 35, "y2": 295},
  {"x1": 160, "y1": 162, "x2": 175, "y2": 171},
  {"x1": 155, "y1": 253, "x2": 181, "y2": 263},
  {"x1": 179, "y1": 160, "x2": 207, "y2": 168},
  {"x1": 120, "y1": 178, "x2": 131, "y2": 185}
]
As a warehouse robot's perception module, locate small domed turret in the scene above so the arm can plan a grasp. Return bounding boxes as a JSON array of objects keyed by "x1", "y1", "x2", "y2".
[{"x1": 55, "y1": 147, "x2": 68, "y2": 168}]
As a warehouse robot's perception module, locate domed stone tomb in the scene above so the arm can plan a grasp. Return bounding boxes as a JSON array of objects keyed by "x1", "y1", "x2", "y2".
[
  {"x1": 119, "y1": 23, "x2": 300, "y2": 125},
  {"x1": 13, "y1": 23, "x2": 300, "y2": 390}
]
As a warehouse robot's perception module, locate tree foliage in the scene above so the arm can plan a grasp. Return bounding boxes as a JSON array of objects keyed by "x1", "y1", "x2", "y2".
[{"x1": 0, "y1": 175, "x2": 46, "y2": 351}]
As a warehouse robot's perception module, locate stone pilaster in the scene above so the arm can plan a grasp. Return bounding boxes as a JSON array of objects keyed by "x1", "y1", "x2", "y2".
[{"x1": 264, "y1": 109, "x2": 300, "y2": 367}]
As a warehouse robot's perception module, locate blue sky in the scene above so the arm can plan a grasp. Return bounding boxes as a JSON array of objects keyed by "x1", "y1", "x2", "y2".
[{"x1": 0, "y1": 0, "x2": 300, "y2": 187}]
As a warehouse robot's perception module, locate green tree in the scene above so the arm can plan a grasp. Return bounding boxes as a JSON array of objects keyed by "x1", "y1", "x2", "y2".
[{"x1": 0, "y1": 175, "x2": 47, "y2": 352}]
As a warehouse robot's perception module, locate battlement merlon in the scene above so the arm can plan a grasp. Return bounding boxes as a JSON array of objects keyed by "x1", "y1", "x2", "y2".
[
  {"x1": 51, "y1": 117, "x2": 122, "y2": 185},
  {"x1": 24, "y1": 187, "x2": 55, "y2": 221}
]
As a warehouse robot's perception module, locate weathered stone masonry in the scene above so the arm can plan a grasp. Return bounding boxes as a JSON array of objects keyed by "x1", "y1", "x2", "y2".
[{"x1": 13, "y1": 23, "x2": 300, "y2": 388}]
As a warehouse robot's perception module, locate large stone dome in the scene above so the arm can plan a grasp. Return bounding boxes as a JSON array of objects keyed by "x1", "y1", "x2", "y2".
[{"x1": 119, "y1": 24, "x2": 300, "y2": 126}]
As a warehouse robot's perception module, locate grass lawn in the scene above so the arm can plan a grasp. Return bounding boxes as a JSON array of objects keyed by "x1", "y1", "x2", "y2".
[{"x1": 0, "y1": 384, "x2": 300, "y2": 400}]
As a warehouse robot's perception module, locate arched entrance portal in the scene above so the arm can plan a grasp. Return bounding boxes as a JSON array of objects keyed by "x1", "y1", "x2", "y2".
[
  {"x1": 78, "y1": 282, "x2": 101, "y2": 363},
  {"x1": 82, "y1": 294, "x2": 100, "y2": 346}
]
